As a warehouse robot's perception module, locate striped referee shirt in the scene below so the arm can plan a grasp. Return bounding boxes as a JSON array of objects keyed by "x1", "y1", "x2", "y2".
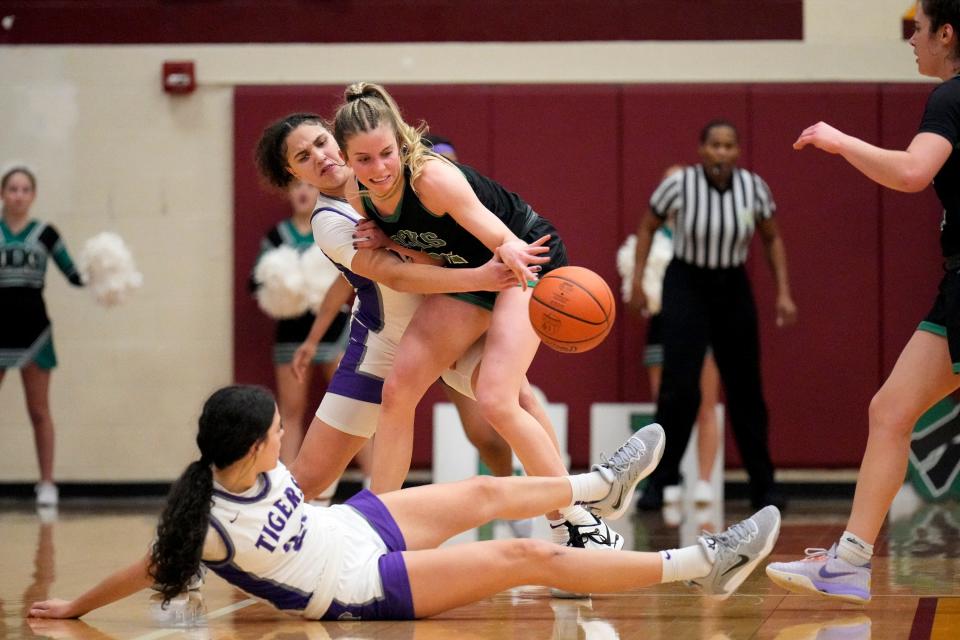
[{"x1": 649, "y1": 164, "x2": 775, "y2": 269}]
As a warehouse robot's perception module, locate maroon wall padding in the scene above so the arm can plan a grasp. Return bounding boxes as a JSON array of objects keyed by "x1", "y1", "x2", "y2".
[
  {"x1": 489, "y1": 85, "x2": 623, "y2": 462},
  {"x1": 746, "y1": 85, "x2": 883, "y2": 467},
  {"x1": 233, "y1": 86, "x2": 344, "y2": 416},
  {"x1": 0, "y1": 1, "x2": 802, "y2": 45},
  {"x1": 234, "y1": 82, "x2": 948, "y2": 470},
  {"x1": 879, "y1": 85, "x2": 944, "y2": 374}
]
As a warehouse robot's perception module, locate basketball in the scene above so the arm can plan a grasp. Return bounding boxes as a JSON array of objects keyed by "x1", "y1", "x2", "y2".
[{"x1": 529, "y1": 266, "x2": 615, "y2": 353}]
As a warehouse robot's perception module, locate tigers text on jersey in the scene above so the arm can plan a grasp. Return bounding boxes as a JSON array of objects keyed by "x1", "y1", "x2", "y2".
[
  {"x1": 204, "y1": 462, "x2": 346, "y2": 618},
  {"x1": 649, "y1": 165, "x2": 775, "y2": 269}
]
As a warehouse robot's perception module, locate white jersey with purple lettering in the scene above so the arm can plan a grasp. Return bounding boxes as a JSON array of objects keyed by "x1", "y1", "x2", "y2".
[
  {"x1": 202, "y1": 462, "x2": 346, "y2": 618},
  {"x1": 310, "y1": 193, "x2": 421, "y2": 348},
  {"x1": 310, "y1": 193, "x2": 481, "y2": 437}
]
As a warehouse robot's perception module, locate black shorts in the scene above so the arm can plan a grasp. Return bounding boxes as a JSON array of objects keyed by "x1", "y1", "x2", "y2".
[
  {"x1": 523, "y1": 212, "x2": 569, "y2": 277},
  {"x1": 273, "y1": 309, "x2": 350, "y2": 364},
  {"x1": 449, "y1": 210, "x2": 569, "y2": 311},
  {"x1": 919, "y1": 270, "x2": 960, "y2": 373},
  {"x1": 644, "y1": 314, "x2": 664, "y2": 366}
]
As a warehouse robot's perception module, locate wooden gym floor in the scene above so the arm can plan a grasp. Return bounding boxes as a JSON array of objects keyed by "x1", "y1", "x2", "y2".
[{"x1": 2, "y1": 487, "x2": 958, "y2": 639}]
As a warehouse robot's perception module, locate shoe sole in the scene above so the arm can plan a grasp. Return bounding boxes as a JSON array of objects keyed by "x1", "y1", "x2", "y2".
[
  {"x1": 711, "y1": 511, "x2": 782, "y2": 600},
  {"x1": 765, "y1": 566, "x2": 870, "y2": 605},
  {"x1": 603, "y1": 425, "x2": 666, "y2": 521}
]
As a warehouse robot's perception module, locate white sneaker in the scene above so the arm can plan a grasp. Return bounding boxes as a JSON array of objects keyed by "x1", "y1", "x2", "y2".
[
  {"x1": 35, "y1": 482, "x2": 58, "y2": 506},
  {"x1": 693, "y1": 480, "x2": 714, "y2": 506},
  {"x1": 663, "y1": 484, "x2": 682, "y2": 505},
  {"x1": 662, "y1": 503, "x2": 683, "y2": 527}
]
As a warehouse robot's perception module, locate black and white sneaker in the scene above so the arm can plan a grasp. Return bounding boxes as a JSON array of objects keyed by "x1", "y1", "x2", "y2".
[
  {"x1": 549, "y1": 515, "x2": 623, "y2": 599},
  {"x1": 556, "y1": 514, "x2": 624, "y2": 551}
]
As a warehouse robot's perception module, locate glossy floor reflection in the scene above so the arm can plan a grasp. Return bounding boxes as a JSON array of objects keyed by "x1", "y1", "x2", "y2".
[{"x1": 1, "y1": 486, "x2": 958, "y2": 639}]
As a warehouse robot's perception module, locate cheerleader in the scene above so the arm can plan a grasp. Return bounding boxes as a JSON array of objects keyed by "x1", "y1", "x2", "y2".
[{"x1": 0, "y1": 167, "x2": 83, "y2": 506}]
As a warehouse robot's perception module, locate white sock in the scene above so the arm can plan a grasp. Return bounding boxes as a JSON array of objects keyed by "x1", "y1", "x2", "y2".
[
  {"x1": 559, "y1": 505, "x2": 597, "y2": 526},
  {"x1": 837, "y1": 531, "x2": 873, "y2": 566},
  {"x1": 567, "y1": 471, "x2": 613, "y2": 504},
  {"x1": 659, "y1": 545, "x2": 713, "y2": 583},
  {"x1": 549, "y1": 517, "x2": 569, "y2": 544}
]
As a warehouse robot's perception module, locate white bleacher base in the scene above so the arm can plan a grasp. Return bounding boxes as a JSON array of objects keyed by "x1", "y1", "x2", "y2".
[
  {"x1": 590, "y1": 403, "x2": 724, "y2": 544},
  {"x1": 433, "y1": 401, "x2": 568, "y2": 545}
]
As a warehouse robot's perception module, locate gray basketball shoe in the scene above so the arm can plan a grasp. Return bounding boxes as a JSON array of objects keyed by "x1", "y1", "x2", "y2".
[
  {"x1": 689, "y1": 506, "x2": 781, "y2": 599},
  {"x1": 584, "y1": 423, "x2": 666, "y2": 520}
]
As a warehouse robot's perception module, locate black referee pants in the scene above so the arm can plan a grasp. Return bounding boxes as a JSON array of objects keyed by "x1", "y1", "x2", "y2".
[{"x1": 650, "y1": 259, "x2": 776, "y2": 502}]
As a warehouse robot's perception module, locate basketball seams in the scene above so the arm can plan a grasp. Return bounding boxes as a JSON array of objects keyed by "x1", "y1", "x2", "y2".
[
  {"x1": 528, "y1": 296, "x2": 607, "y2": 327},
  {"x1": 533, "y1": 274, "x2": 610, "y2": 322},
  {"x1": 528, "y1": 265, "x2": 615, "y2": 353}
]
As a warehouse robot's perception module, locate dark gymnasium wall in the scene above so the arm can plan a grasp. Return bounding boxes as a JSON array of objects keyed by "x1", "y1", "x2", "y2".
[{"x1": 233, "y1": 83, "x2": 943, "y2": 471}]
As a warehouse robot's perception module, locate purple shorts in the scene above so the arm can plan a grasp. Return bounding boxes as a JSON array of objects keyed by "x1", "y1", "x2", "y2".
[{"x1": 322, "y1": 490, "x2": 415, "y2": 620}]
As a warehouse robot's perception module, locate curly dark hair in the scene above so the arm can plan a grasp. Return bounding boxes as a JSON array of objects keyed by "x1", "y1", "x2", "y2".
[
  {"x1": 149, "y1": 385, "x2": 276, "y2": 605},
  {"x1": 254, "y1": 113, "x2": 327, "y2": 189}
]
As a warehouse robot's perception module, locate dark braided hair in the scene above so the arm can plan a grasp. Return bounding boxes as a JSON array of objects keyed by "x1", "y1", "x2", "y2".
[
  {"x1": 254, "y1": 113, "x2": 327, "y2": 189},
  {"x1": 149, "y1": 385, "x2": 276, "y2": 605}
]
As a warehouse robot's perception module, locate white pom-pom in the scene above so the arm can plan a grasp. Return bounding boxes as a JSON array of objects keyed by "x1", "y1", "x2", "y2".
[
  {"x1": 77, "y1": 232, "x2": 143, "y2": 307},
  {"x1": 254, "y1": 246, "x2": 310, "y2": 319},
  {"x1": 642, "y1": 230, "x2": 674, "y2": 315},
  {"x1": 300, "y1": 245, "x2": 341, "y2": 309},
  {"x1": 616, "y1": 234, "x2": 637, "y2": 303},
  {"x1": 615, "y1": 231, "x2": 674, "y2": 314}
]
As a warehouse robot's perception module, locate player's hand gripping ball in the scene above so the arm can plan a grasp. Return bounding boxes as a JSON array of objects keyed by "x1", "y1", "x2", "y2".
[{"x1": 529, "y1": 266, "x2": 615, "y2": 353}]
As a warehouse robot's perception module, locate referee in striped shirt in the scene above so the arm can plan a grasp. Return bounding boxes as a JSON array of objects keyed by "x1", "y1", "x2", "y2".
[{"x1": 631, "y1": 120, "x2": 798, "y2": 511}]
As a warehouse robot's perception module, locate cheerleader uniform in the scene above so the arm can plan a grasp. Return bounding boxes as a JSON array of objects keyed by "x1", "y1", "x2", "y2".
[
  {"x1": 0, "y1": 219, "x2": 83, "y2": 369},
  {"x1": 251, "y1": 219, "x2": 350, "y2": 364}
]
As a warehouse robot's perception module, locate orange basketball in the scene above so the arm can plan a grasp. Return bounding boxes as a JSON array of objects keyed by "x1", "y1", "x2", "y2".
[{"x1": 529, "y1": 266, "x2": 616, "y2": 353}]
